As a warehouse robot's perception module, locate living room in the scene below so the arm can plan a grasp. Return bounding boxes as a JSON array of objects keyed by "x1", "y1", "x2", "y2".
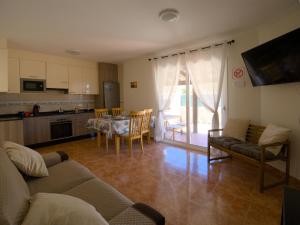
[{"x1": 0, "y1": 1, "x2": 300, "y2": 225}]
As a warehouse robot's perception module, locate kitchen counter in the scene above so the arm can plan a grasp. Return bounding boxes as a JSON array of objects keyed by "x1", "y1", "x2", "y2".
[
  {"x1": 0, "y1": 109, "x2": 94, "y2": 121},
  {"x1": 0, "y1": 114, "x2": 22, "y2": 122}
]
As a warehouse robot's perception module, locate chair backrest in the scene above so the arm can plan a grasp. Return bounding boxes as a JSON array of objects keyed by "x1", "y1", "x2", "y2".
[
  {"x1": 129, "y1": 111, "x2": 145, "y2": 137},
  {"x1": 95, "y1": 108, "x2": 109, "y2": 118},
  {"x1": 112, "y1": 108, "x2": 122, "y2": 116},
  {"x1": 142, "y1": 109, "x2": 153, "y2": 132},
  {"x1": 245, "y1": 124, "x2": 265, "y2": 144}
]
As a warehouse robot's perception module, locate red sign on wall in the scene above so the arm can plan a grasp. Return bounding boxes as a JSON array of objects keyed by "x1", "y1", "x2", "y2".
[{"x1": 232, "y1": 67, "x2": 244, "y2": 80}]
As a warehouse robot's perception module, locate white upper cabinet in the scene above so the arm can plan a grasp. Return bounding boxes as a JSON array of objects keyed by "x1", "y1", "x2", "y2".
[
  {"x1": 0, "y1": 49, "x2": 8, "y2": 92},
  {"x1": 46, "y1": 63, "x2": 69, "y2": 89},
  {"x1": 83, "y1": 67, "x2": 99, "y2": 95},
  {"x1": 20, "y1": 59, "x2": 46, "y2": 79},
  {"x1": 68, "y1": 66, "x2": 83, "y2": 94},
  {"x1": 69, "y1": 66, "x2": 99, "y2": 95},
  {"x1": 8, "y1": 58, "x2": 20, "y2": 93}
]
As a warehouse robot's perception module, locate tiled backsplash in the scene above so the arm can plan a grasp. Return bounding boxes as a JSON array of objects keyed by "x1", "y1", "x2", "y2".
[{"x1": 0, "y1": 92, "x2": 96, "y2": 115}]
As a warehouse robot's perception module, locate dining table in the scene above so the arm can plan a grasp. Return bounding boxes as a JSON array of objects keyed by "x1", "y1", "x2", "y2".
[{"x1": 87, "y1": 115, "x2": 155, "y2": 153}]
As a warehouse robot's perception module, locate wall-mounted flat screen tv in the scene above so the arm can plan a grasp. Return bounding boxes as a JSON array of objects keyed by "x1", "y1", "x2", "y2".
[{"x1": 241, "y1": 28, "x2": 300, "y2": 87}]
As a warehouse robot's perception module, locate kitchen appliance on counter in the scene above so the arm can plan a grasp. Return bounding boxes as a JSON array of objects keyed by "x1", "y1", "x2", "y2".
[
  {"x1": 32, "y1": 104, "x2": 40, "y2": 116},
  {"x1": 21, "y1": 79, "x2": 45, "y2": 92}
]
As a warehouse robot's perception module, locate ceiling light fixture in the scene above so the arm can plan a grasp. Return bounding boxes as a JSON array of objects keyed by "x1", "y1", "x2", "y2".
[
  {"x1": 65, "y1": 49, "x2": 81, "y2": 56},
  {"x1": 159, "y1": 8, "x2": 179, "y2": 22}
]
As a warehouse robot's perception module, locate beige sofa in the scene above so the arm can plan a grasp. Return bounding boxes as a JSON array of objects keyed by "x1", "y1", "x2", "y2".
[{"x1": 0, "y1": 149, "x2": 164, "y2": 225}]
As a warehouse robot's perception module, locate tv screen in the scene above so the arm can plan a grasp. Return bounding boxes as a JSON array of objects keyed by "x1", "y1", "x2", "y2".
[{"x1": 241, "y1": 28, "x2": 300, "y2": 87}]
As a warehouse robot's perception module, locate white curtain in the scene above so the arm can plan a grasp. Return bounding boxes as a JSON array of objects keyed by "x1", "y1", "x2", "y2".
[
  {"x1": 185, "y1": 44, "x2": 228, "y2": 129},
  {"x1": 152, "y1": 56, "x2": 182, "y2": 141}
]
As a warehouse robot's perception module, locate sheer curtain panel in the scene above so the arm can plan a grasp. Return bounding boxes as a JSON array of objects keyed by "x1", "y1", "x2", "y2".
[
  {"x1": 152, "y1": 56, "x2": 182, "y2": 141},
  {"x1": 185, "y1": 45, "x2": 228, "y2": 129}
]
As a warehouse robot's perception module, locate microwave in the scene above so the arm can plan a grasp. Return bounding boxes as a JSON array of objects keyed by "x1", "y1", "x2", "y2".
[{"x1": 21, "y1": 79, "x2": 46, "y2": 92}]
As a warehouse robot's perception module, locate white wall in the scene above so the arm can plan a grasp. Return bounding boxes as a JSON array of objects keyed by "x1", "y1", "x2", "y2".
[
  {"x1": 122, "y1": 58, "x2": 158, "y2": 113},
  {"x1": 227, "y1": 29, "x2": 261, "y2": 123},
  {"x1": 120, "y1": 7, "x2": 300, "y2": 178},
  {"x1": 256, "y1": 8, "x2": 300, "y2": 178}
]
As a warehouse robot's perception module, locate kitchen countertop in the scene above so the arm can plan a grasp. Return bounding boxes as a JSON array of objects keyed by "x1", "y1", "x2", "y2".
[{"x1": 0, "y1": 109, "x2": 94, "y2": 121}]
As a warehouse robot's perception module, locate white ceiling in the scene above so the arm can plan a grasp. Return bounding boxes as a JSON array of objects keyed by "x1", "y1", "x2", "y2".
[{"x1": 0, "y1": 0, "x2": 298, "y2": 62}]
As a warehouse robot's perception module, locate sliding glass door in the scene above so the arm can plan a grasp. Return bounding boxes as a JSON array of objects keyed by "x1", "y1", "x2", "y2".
[{"x1": 164, "y1": 71, "x2": 226, "y2": 148}]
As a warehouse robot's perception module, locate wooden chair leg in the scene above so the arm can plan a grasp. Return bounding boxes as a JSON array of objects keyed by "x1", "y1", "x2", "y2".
[
  {"x1": 105, "y1": 134, "x2": 109, "y2": 152},
  {"x1": 128, "y1": 139, "x2": 132, "y2": 155},
  {"x1": 285, "y1": 147, "x2": 290, "y2": 184},
  {"x1": 140, "y1": 137, "x2": 144, "y2": 152},
  {"x1": 115, "y1": 135, "x2": 120, "y2": 155},
  {"x1": 259, "y1": 161, "x2": 265, "y2": 193},
  {"x1": 172, "y1": 128, "x2": 175, "y2": 141},
  {"x1": 97, "y1": 132, "x2": 101, "y2": 148},
  {"x1": 207, "y1": 143, "x2": 211, "y2": 164},
  {"x1": 147, "y1": 132, "x2": 151, "y2": 144}
]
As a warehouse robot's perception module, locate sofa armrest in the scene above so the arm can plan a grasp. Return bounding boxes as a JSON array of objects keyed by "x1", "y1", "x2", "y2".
[
  {"x1": 109, "y1": 203, "x2": 165, "y2": 225},
  {"x1": 42, "y1": 151, "x2": 69, "y2": 168},
  {"x1": 133, "y1": 203, "x2": 165, "y2": 225}
]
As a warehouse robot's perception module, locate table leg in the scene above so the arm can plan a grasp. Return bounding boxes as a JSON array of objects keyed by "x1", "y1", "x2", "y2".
[{"x1": 115, "y1": 135, "x2": 120, "y2": 155}]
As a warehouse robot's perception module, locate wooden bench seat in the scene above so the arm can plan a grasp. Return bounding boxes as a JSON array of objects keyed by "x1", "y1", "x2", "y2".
[{"x1": 208, "y1": 124, "x2": 290, "y2": 193}]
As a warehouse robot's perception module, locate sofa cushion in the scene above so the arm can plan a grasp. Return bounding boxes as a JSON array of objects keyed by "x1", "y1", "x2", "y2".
[
  {"x1": 3, "y1": 141, "x2": 49, "y2": 177},
  {"x1": 27, "y1": 160, "x2": 95, "y2": 194},
  {"x1": 22, "y1": 193, "x2": 108, "y2": 225},
  {"x1": 209, "y1": 136, "x2": 243, "y2": 148},
  {"x1": 0, "y1": 148, "x2": 30, "y2": 225},
  {"x1": 64, "y1": 178, "x2": 133, "y2": 221},
  {"x1": 230, "y1": 143, "x2": 276, "y2": 160}
]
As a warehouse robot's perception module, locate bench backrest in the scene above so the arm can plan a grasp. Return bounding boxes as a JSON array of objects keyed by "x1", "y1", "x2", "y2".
[{"x1": 245, "y1": 124, "x2": 265, "y2": 144}]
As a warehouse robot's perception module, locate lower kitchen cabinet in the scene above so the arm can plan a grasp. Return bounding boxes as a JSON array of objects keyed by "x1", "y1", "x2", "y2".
[
  {"x1": 23, "y1": 112, "x2": 94, "y2": 146},
  {"x1": 23, "y1": 117, "x2": 51, "y2": 146},
  {"x1": 73, "y1": 113, "x2": 94, "y2": 136},
  {"x1": 0, "y1": 120, "x2": 24, "y2": 145}
]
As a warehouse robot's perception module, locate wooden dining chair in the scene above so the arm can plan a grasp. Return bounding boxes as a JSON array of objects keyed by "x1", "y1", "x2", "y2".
[
  {"x1": 94, "y1": 108, "x2": 109, "y2": 151},
  {"x1": 112, "y1": 107, "x2": 122, "y2": 116},
  {"x1": 142, "y1": 109, "x2": 153, "y2": 144},
  {"x1": 95, "y1": 108, "x2": 109, "y2": 118},
  {"x1": 115, "y1": 111, "x2": 145, "y2": 155}
]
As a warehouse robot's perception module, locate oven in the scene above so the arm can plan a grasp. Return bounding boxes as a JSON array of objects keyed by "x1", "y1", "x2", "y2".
[{"x1": 50, "y1": 118, "x2": 73, "y2": 140}]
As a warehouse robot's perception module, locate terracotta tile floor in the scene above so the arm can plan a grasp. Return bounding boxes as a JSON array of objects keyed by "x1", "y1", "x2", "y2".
[{"x1": 37, "y1": 138, "x2": 290, "y2": 225}]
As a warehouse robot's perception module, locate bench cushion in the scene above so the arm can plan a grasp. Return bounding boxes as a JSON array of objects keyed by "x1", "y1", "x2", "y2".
[
  {"x1": 230, "y1": 143, "x2": 276, "y2": 160},
  {"x1": 209, "y1": 136, "x2": 243, "y2": 148}
]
